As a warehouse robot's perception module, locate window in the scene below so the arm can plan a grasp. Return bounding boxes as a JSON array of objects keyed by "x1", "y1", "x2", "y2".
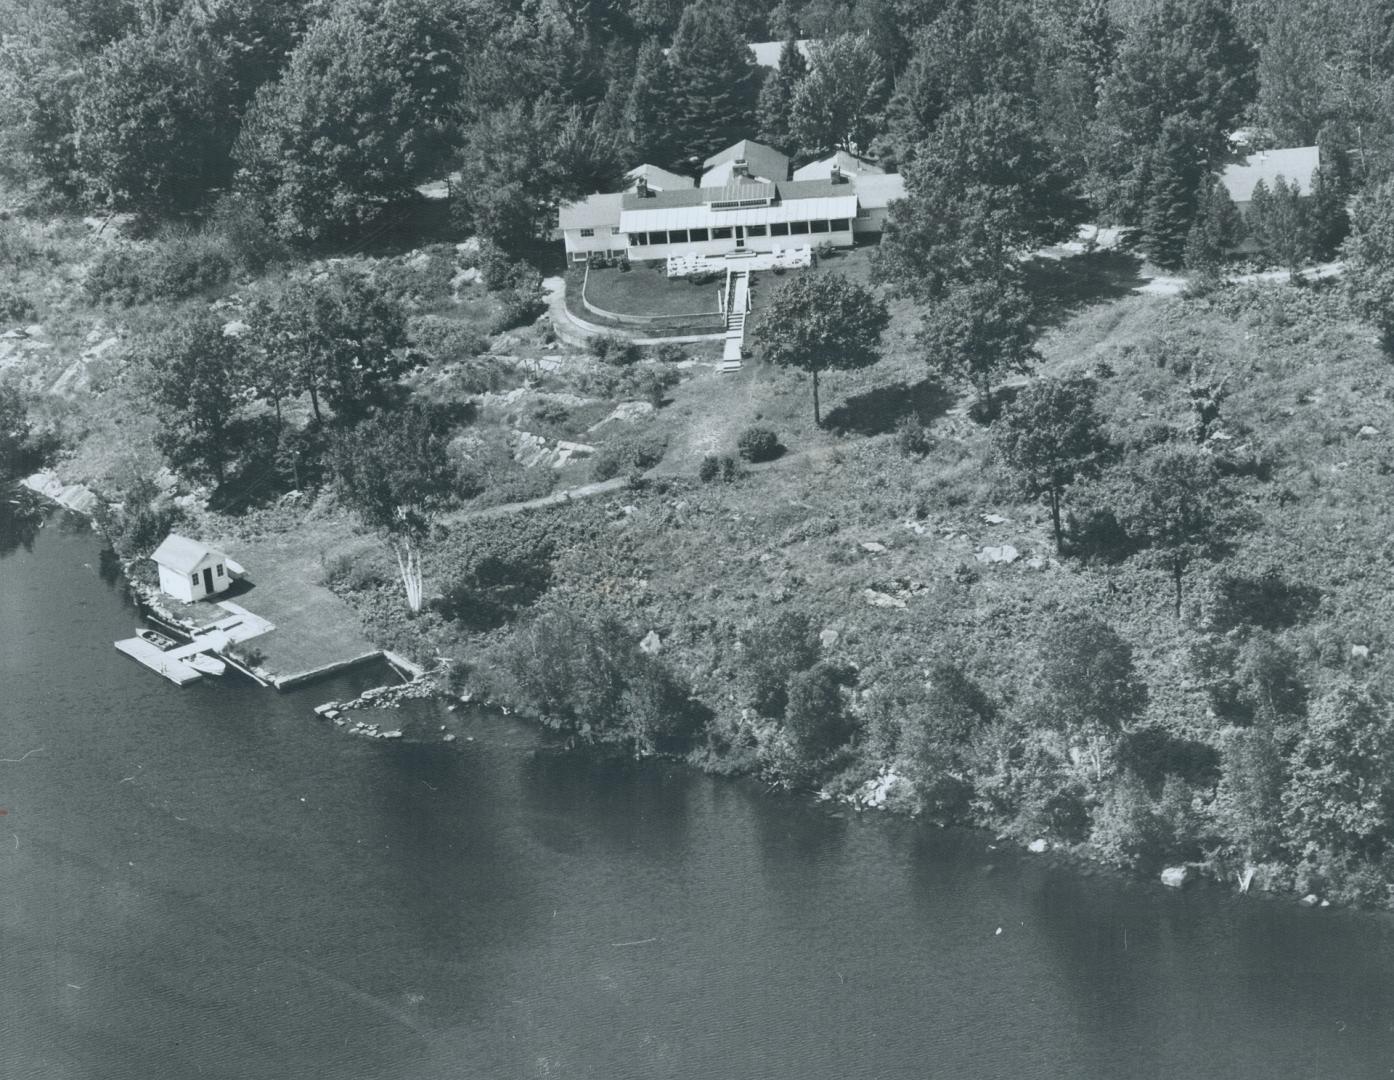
[
  {"x1": 689, "y1": 228, "x2": 709, "y2": 241},
  {"x1": 647, "y1": 231, "x2": 667, "y2": 245},
  {"x1": 579, "y1": 228, "x2": 595, "y2": 237},
  {"x1": 216, "y1": 564, "x2": 224, "y2": 577},
  {"x1": 790, "y1": 220, "x2": 810, "y2": 234},
  {"x1": 829, "y1": 219, "x2": 850, "y2": 232},
  {"x1": 191, "y1": 573, "x2": 199, "y2": 585},
  {"x1": 712, "y1": 227, "x2": 733, "y2": 239},
  {"x1": 856, "y1": 208, "x2": 871, "y2": 218},
  {"x1": 630, "y1": 233, "x2": 643, "y2": 246},
  {"x1": 610, "y1": 226, "x2": 621, "y2": 235},
  {"x1": 770, "y1": 222, "x2": 789, "y2": 236},
  {"x1": 746, "y1": 224, "x2": 767, "y2": 237},
  {"x1": 810, "y1": 219, "x2": 829, "y2": 233},
  {"x1": 709, "y1": 197, "x2": 773, "y2": 210},
  {"x1": 668, "y1": 229, "x2": 689, "y2": 244}
]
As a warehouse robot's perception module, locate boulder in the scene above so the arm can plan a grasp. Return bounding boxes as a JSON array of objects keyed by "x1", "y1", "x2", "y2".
[
  {"x1": 819, "y1": 628, "x2": 839, "y2": 648},
  {"x1": 981, "y1": 513, "x2": 1008, "y2": 525},
  {"x1": 1358, "y1": 425, "x2": 1380, "y2": 438},
  {"x1": 639, "y1": 630, "x2": 662, "y2": 655},
  {"x1": 1300, "y1": 893, "x2": 1320, "y2": 907},
  {"x1": 974, "y1": 544, "x2": 1020, "y2": 565},
  {"x1": 1160, "y1": 866, "x2": 1191, "y2": 889},
  {"x1": 863, "y1": 588, "x2": 907, "y2": 610},
  {"x1": 1352, "y1": 644, "x2": 1371, "y2": 660},
  {"x1": 1027, "y1": 838, "x2": 1048, "y2": 854},
  {"x1": 860, "y1": 541, "x2": 888, "y2": 554}
]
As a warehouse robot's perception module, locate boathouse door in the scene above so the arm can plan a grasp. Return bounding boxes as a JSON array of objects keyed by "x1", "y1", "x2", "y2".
[{"x1": 202, "y1": 567, "x2": 214, "y2": 594}]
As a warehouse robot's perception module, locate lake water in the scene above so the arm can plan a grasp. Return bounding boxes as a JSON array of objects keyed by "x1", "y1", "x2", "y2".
[{"x1": 5, "y1": 507, "x2": 1394, "y2": 1079}]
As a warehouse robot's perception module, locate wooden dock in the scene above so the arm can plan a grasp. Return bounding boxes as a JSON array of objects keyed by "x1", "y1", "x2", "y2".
[{"x1": 114, "y1": 637, "x2": 205, "y2": 685}]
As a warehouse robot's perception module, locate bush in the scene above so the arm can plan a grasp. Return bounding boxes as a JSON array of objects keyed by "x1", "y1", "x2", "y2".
[
  {"x1": 489, "y1": 284, "x2": 546, "y2": 334},
  {"x1": 699, "y1": 453, "x2": 740, "y2": 482},
  {"x1": 742, "y1": 610, "x2": 820, "y2": 718},
  {"x1": 737, "y1": 425, "x2": 780, "y2": 463},
  {"x1": 85, "y1": 238, "x2": 232, "y2": 305},
  {"x1": 0, "y1": 284, "x2": 34, "y2": 323},
  {"x1": 588, "y1": 332, "x2": 640, "y2": 366},
  {"x1": 625, "y1": 367, "x2": 679, "y2": 409},
  {"x1": 591, "y1": 430, "x2": 668, "y2": 480},
  {"x1": 207, "y1": 193, "x2": 285, "y2": 275},
  {"x1": 815, "y1": 240, "x2": 837, "y2": 260},
  {"x1": 653, "y1": 342, "x2": 688, "y2": 364},
  {"x1": 896, "y1": 416, "x2": 932, "y2": 457},
  {"x1": 408, "y1": 315, "x2": 489, "y2": 361}
]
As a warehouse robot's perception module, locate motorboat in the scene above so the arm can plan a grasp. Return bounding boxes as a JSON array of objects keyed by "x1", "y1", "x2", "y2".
[
  {"x1": 186, "y1": 653, "x2": 227, "y2": 677},
  {"x1": 136, "y1": 627, "x2": 179, "y2": 650}
]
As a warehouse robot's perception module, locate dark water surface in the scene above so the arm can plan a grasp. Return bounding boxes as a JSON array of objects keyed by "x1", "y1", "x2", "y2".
[{"x1": 4, "y1": 511, "x2": 1394, "y2": 1079}]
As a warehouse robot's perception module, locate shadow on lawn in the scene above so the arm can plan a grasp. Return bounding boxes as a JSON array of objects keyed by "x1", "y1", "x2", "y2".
[
  {"x1": 824, "y1": 377, "x2": 954, "y2": 436},
  {"x1": 1024, "y1": 250, "x2": 1148, "y2": 329}
]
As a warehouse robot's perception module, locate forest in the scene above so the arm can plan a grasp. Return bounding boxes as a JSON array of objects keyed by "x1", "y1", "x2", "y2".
[{"x1": 8, "y1": 0, "x2": 1394, "y2": 906}]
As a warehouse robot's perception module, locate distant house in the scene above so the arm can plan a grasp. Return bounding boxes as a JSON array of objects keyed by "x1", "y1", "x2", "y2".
[
  {"x1": 557, "y1": 138, "x2": 906, "y2": 264},
  {"x1": 792, "y1": 151, "x2": 884, "y2": 183},
  {"x1": 151, "y1": 534, "x2": 235, "y2": 603},
  {"x1": 1219, "y1": 146, "x2": 1321, "y2": 213},
  {"x1": 625, "y1": 164, "x2": 695, "y2": 193}
]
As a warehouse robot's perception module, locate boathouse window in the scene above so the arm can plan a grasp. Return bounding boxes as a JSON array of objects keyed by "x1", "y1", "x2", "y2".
[
  {"x1": 191, "y1": 573, "x2": 199, "y2": 584},
  {"x1": 216, "y1": 564, "x2": 224, "y2": 577}
]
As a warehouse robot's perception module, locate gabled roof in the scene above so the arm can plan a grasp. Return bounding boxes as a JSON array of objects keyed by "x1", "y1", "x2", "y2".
[
  {"x1": 151, "y1": 534, "x2": 227, "y2": 575},
  {"x1": 620, "y1": 177, "x2": 863, "y2": 213},
  {"x1": 850, "y1": 172, "x2": 907, "y2": 210},
  {"x1": 558, "y1": 192, "x2": 623, "y2": 231},
  {"x1": 792, "y1": 150, "x2": 885, "y2": 182},
  {"x1": 700, "y1": 140, "x2": 789, "y2": 186},
  {"x1": 625, "y1": 164, "x2": 695, "y2": 191},
  {"x1": 1219, "y1": 146, "x2": 1321, "y2": 203},
  {"x1": 748, "y1": 39, "x2": 816, "y2": 69}
]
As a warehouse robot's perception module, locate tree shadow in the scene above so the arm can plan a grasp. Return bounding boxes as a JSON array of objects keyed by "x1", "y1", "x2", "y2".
[
  {"x1": 824, "y1": 377, "x2": 954, "y2": 436},
  {"x1": 1023, "y1": 250, "x2": 1148, "y2": 329}
]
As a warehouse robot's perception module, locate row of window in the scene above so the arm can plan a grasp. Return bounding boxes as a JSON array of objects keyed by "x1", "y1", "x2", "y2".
[
  {"x1": 625, "y1": 219, "x2": 853, "y2": 247},
  {"x1": 578, "y1": 225, "x2": 622, "y2": 238}
]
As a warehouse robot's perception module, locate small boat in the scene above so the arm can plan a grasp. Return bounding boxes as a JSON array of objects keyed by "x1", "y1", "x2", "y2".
[
  {"x1": 186, "y1": 653, "x2": 227, "y2": 677},
  {"x1": 137, "y1": 627, "x2": 179, "y2": 651}
]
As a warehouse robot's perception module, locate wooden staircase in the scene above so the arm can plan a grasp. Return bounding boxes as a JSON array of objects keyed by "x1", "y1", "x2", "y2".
[{"x1": 721, "y1": 269, "x2": 750, "y2": 371}]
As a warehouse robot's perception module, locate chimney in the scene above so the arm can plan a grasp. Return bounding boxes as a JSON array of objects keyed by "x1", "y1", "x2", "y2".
[
  {"x1": 733, "y1": 158, "x2": 749, "y2": 179},
  {"x1": 636, "y1": 175, "x2": 649, "y2": 198},
  {"x1": 830, "y1": 162, "x2": 843, "y2": 184}
]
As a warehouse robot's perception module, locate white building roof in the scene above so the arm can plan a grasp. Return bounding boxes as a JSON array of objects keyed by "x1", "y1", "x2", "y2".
[
  {"x1": 850, "y1": 172, "x2": 906, "y2": 210},
  {"x1": 558, "y1": 192, "x2": 623, "y2": 232},
  {"x1": 748, "y1": 39, "x2": 816, "y2": 68},
  {"x1": 793, "y1": 151, "x2": 884, "y2": 182},
  {"x1": 151, "y1": 534, "x2": 228, "y2": 575},
  {"x1": 1219, "y1": 146, "x2": 1320, "y2": 203},
  {"x1": 625, "y1": 164, "x2": 696, "y2": 192},
  {"x1": 620, "y1": 180, "x2": 857, "y2": 233}
]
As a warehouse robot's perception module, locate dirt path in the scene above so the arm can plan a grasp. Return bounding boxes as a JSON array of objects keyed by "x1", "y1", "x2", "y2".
[{"x1": 1135, "y1": 260, "x2": 1345, "y2": 296}]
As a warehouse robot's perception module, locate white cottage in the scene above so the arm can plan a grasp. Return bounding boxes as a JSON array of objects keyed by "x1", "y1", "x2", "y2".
[{"x1": 151, "y1": 534, "x2": 234, "y2": 603}]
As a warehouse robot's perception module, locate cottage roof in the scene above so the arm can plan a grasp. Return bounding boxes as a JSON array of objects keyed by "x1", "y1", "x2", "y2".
[
  {"x1": 619, "y1": 177, "x2": 860, "y2": 213},
  {"x1": 151, "y1": 534, "x2": 228, "y2": 575},
  {"x1": 701, "y1": 140, "x2": 790, "y2": 184},
  {"x1": 850, "y1": 172, "x2": 907, "y2": 210},
  {"x1": 792, "y1": 151, "x2": 884, "y2": 182},
  {"x1": 558, "y1": 192, "x2": 624, "y2": 231},
  {"x1": 747, "y1": 39, "x2": 816, "y2": 68},
  {"x1": 1219, "y1": 146, "x2": 1321, "y2": 203},
  {"x1": 625, "y1": 163, "x2": 695, "y2": 191}
]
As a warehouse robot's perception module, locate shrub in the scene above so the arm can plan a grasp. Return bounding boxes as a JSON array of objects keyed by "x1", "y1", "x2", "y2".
[
  {"x1": 626, "y1": 366, "x2": 679, "y2": 408},
  {"x1": 782, "y1": 661, "x2": 856, "y2": 762},
  {"x1": 0, "y1": 284, "x2": 34, "y2": 323},
  {"x1": 207, "y1": 192, "x2": 284, "y2": 275},
  {"x1": 85, "y1": 238, "x2": 232, "y2": 305},
  {"x1": 815, "y1": 240, "x2": 837, "y2": 260},
  {"x1": 591, "y1": 430, "x2": 667, "y2": 480},
  {"x1": 588, "y1": 332, "x2": 641, "y2": 366},
  {"x1": 896, "y1": 416, "x2": 932, "y2": 456},
  {"x1": 653, "y1": 342, "x2": 688, "y2": 364},
  {"x1": 737, "y1": 425, "x2": 780, "y2": 463},
  {"x1": 742, "y1": 610, "x2": 820, "y2": 718},
  {"x1": 407, "y1": 315, "x2": 489, "y2": 361},
  {"x1": 698, "y1": 454, "x2": 720, "y2": 482},
  {"x1": 488, "y1": 284, "x2": 546, "y2": 334}
]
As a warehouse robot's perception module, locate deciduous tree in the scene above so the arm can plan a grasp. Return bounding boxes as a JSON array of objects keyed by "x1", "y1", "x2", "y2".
[
  {"x1": 331, "y1": 405, "x2": 457, "y2": 611},
  {"x1": 919, "y1": 276, "x2": 1037, "y2": 415},
  {"x1": 788, "y1": 32, "x2": 887, "y2": 157},
  {"x1": 752, "y1": 273, "x2": 890, "y2": 426},
  {"x1": 993, "y1": 377, "x2": 1108, "y2": 552}
]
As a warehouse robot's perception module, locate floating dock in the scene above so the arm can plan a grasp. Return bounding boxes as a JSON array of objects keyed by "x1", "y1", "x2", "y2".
[
  {"x1": 114, "y1": 637, "x2": 206, "y2": 685},
  {"x1": 115, "y1": 600, "x2": 277, "y2": 687}
]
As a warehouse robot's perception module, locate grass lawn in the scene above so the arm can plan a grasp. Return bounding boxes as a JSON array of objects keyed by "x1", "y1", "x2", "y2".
[{"x1": 582, "y1": 263, "x2": 722, "y2": 318}]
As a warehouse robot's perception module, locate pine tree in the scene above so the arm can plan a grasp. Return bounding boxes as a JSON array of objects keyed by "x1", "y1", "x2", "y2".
[
  {"x1": 666, "y1": 0, "x2": 760, "y2": 166},
  {"x1": 1184, "y1": 176, "x2": 1244, "y2": 275},
  {"x1": 1249, "y1": 175, "x2": 1310, "y2": 274},
  {"x1": 1140, "y1": 119, "x2": 1207, "y2": 269},
  {"x1": 755, "y1": 37, "x2": 807, "y2": 154},
  {"x1": 1308, "y1": 163, "x2": 1350, "y2": 259},
  {"x1": 622, "y1": 38, "x2": 677, "y2": 166}
]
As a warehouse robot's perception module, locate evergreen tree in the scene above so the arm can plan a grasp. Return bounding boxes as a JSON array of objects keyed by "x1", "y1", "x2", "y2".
[
  {"x1": 622, "y1": 37, "x2": 678, "y2": 166},
  {"x1": 1184, "y1": 176, "x2": 1245, "y2": 276},
  {"x1": 1307, "y1": 163, "x2": 1350, "y2": 260},
  {"x1": 1342, "y1": 177, "x2": 1394, "y2": 353},
  {"x1": 1095, "y1": 0, "x2": 1257, "y2": 226},
  {"x1": 1249, "y1": 175, "x2": 1310, "y2": 275},
  {"x1": 755, "y1": 37, "x2": 808, "y2": 154},
  {"x1": 1139, "y1": 117, "x2": 1209, "y2": 269},
  {"x1": 666, "y1": 0, "x2": 761, "y2": 165}
]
